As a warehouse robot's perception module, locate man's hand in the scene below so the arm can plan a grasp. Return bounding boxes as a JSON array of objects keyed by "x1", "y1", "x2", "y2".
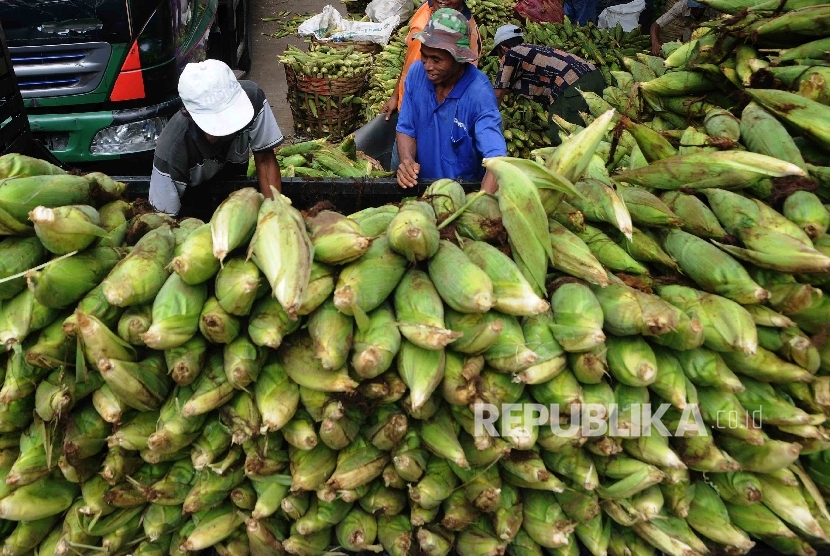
[
  {"x1": 650, "y1": 22, "x2": 663, "y2": 56},
  {"x1": 381, "y1": 94, "x2": 399, "y2": 121},
  {"x1": 254, "y1": 150, "x2": 282, "y2": 198},
  {"x1": 397, "y1": 159, "x2": 420, "y2": 189},
  {"x1": 651, "y1": 40, "x2": 662, "y2": 56}
]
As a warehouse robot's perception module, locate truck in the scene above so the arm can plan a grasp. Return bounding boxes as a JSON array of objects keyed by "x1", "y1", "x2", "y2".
[{"x1": 0, "y1": 0, "x2": 251, "y2": 168}]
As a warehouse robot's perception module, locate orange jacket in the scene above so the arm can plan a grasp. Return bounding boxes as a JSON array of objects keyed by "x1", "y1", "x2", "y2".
[{"x1": 395, "y1": 2, "x2": 481, "y2": 111}]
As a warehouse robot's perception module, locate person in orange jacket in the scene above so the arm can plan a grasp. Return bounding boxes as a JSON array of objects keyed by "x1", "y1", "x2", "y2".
[{"x1": 380, "y1": 0, "x2": 482, "y2": 122}]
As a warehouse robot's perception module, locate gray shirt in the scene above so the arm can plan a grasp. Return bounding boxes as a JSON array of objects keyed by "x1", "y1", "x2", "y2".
[{"x1": 149, "y1": 81, "x2": 283, "y2": 216}]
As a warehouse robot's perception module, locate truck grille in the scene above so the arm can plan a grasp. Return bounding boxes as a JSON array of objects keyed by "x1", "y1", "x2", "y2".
[{"x1": 9, "y1": 43, "x2": 111, "y2": 99}]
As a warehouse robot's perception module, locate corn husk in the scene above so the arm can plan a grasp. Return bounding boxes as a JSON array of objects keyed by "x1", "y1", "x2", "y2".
[
  {"x1": 199, "y1": 296, "x2": 242, "y2": 345},
  {"x1": 395, "y1": 269, "x2": 460, "y2": 351},
  {"x1": 211, "y1": 187, "x2": 263, "y2": 263},
  {"x1": 224, "y1": 333, "x2": 267, "y2": 390},
  {"x1": 278, "y1": 332, "x2": 357, "y2": 393},
  {"x1": 306, "y1": 210, "x2": 372, "y2": 264},
  {"x1": 101, "y1": 225, "x2": 176, "y2": 307},
  {"x1": 248, "y1": 192, "x2": 312, "y2": 320},
  {"x1": 463, "y1": 240, "x2": 549, "y2": 316},
  {"x1": 334, "y1": 236, "x2": 408, "y2": 321},
  {"x1": 170, "y1": 223, "x2": 220, "y2": 285},
  {"x1": 29, "y1": 204, "x2": 107, "y2": 255},
  {"x1": 214, "y1": 257, "x2": 263, "y2": 317},
  {"x1": 351, "y1": 301, "x2": 401, "y2": 379},
  {"x1": 165, "y1": 333, "x2": 208, "y2": 386},
  {"x1": 308, "y1": 297, "x2": 353, "y2": 371},
  {"x1": 428, "y1": 240, "x2": 494, "y2": 314},
  {"x1": 387, "y1": 200, "x2": 440, "y2": 262},
  {"x1": 444, "y1": 308, "x2": 504, "y2": 355},
  {"x1": 549, "y1": 282, "x2": 606, "y2": 352},
  {"x1": 662, "y1": 229, "x2": 768, "y2": 304}
]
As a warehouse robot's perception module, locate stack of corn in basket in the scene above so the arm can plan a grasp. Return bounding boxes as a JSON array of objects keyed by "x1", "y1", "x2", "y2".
[{"x1": 0, "y1": 0, "x2": 829, "y2": 551}]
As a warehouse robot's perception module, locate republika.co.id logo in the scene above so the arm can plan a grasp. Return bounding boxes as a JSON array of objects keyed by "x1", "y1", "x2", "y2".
[{"x1": 473, "y1": 402, "x2": 763, "y2": 438}]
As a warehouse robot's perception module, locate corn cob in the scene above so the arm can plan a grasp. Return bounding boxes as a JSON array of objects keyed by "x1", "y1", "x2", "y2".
[
  {"x1": 518, "y1": 311, "x2": 567, "y2": 384},
  {"x1": 351, "y1": 301, "x2": 401, "y2": 379},
  {"x1": 569, "y1": 179, "x2": 633, "y2": 240},
  {"x1": 98, "y1": 353, "x2": 170, "y2": 412},
  {"x1": 547, "y1": 220, "x2": 610, "y2": 286},
  {"x1": 248, "y1": 192, "x2": 312, "y2": 320},
  {"x1": 483, "y1": 158, "x2": 553, "y2": 294},
  {"x1": 349, "y1": 205, "x2": 399, "y2": 237},
  {"x1": 278, "y1": 332, "x2": 357, "y2": 393},
  {"x1": 616, "y1": 150, "x2": 806, "y2": 190},
  {"x1": 334, "y1": 236, "x2": 408, "y2": 321},
  {"x1": 177, "y1": 352, "x2": 233, "y2": 419},
  {"x1": 0, "y1": 153, "x2": 65, "y2": 179},
  {"x1": 306, "y1": 210, "x2": 372, "y2": 264},
  {"x1": 199, "y1": 295, "x2": 242, "y2": 344},
  {"x1": 101, "y1": 224, "x2": 175, "y2": 307},
  {"x1": 115, "y1": 302, "x2": 151, "y2": 346},
  {"x1": 0, "y1": 237, "x2": 45, "y2": 301},
  {"x1": 619, "y1": 187, "x2": 681, "y2": 228},
  {"x1": 721, "y1": 346, "x2": 814, "y2": 383},
  {"x1": 576, "y1": 224, "x2": 648, "y2": 274},
  {"x1": 662, "y1": 229, "x2": 768, "y2": 304},
  {"x1": 168, "y1": 223, "x2": 220, "y2": 285},
  {"x1": 0, "y1": 289, "x2": 60, "y2": 351},
  {"x1": 29, "y1": 205, "x2": 107, "y2": 255},
  {"x1": 26, "y1": 247, "x2": 123, "y2": 307},
  {"x1": 745, "y1": 88, "x2": 830, "y2": 152},
  {"x1": 165, "y1": 333, "x2": 208, "y2": 386},
  {"x1": 210, "y1": 187, "x2": 262, "y2": 263},
  {"x1": 463, "y1": 240, "x2": 549, "y2": 316},
  {"x1": 307, "y1": 296, "x2": 353, "y2": 370},
  {"x1": 386, "y1": 200, "x2": 440, "y2": 263}
]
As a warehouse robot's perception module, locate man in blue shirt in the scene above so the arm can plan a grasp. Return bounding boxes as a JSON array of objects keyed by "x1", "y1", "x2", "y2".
[{"x1": 396, "y1": 9, "x2": 507, "y2": 194}]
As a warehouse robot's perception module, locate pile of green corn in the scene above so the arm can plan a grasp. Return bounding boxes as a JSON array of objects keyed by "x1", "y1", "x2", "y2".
[{"x1": 248, "y1": 136, "x2": 393, "y2": 180}]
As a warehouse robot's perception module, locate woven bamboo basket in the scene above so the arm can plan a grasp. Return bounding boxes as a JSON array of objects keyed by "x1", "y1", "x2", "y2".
[
  {"x1": 285, "y1": 66, "x2": 368, "y2": 140},
  {"x1": 309, "y1": 36, "x2": 382, "y2": 56},
  {"x1": 658, "y1": 0, "x2": 687, "y2": 43}
]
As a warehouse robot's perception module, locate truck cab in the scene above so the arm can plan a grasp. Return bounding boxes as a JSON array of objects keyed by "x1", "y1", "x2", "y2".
[{"x1": 0, "y1": 0, "x2": 251, "y2": 166}]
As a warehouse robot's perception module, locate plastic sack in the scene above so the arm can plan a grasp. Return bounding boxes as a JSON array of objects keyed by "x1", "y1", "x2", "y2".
[
  {"x1": 297, "y1": 5, "x2": 400, "y2": 45},
  {"x1": 514, "y1": 0, "x2": 565, "y2": 24},
  {"x1": 366, "y1": 0, "x2": 415, "y2": 23},
  {"x1": 598, "y1": 0, "x2": 645, "y2": 31}
]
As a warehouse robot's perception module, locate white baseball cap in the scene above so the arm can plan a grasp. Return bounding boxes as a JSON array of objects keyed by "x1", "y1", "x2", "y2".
[
  {"x1": 493, "y1": 24, "x2": 523, "y2": 50},
  {"x1": 178, "y1": 59, "x2": 254, "y2": 137}
]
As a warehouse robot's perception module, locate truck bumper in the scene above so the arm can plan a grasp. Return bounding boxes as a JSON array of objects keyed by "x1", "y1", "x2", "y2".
[{"x1": 28, "y1": 97, "x2": 182, "y2": 163}]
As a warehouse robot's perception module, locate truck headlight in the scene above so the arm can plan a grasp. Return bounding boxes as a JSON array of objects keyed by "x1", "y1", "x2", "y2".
[{"x1": 90, "y1": 116, "x2": 168, "y2": 155}]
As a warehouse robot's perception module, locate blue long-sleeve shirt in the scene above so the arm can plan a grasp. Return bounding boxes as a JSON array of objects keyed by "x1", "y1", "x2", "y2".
[{"x1": 396, "y1": 61, "x2": 507, "y2": 182}]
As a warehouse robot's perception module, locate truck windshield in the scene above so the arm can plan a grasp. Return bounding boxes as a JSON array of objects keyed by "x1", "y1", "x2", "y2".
[{"x1": 1, "y1": 0, "x2": 131, "y2": 45}]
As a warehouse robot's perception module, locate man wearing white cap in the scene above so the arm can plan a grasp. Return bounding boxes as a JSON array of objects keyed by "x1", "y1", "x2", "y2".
[
  {"x1": 491, "y1": 24, "x2": 605, "y2": 146},
  {"x1": 149, "y1": 59, "x2": 284, "y2": 216}
]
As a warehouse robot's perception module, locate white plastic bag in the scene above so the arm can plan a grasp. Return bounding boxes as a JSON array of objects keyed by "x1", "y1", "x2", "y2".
[
  {"x1": 297, "y1": 5, "x2": 400, "y2": 45},
  {"x1": 366, "y1": 0, "x2": 414, "y2": 22},
  {"x1": 598, "y1": 0, "x2": 646, "y2": 31}
]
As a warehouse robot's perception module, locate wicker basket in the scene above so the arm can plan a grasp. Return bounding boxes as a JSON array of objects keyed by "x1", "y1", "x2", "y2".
[
  {"x1": 285, "y1": 65, "x2": 368, "y2": 140},
  {"x1": 309, "y1": 36, "x2": 382, "y2": 56}
]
